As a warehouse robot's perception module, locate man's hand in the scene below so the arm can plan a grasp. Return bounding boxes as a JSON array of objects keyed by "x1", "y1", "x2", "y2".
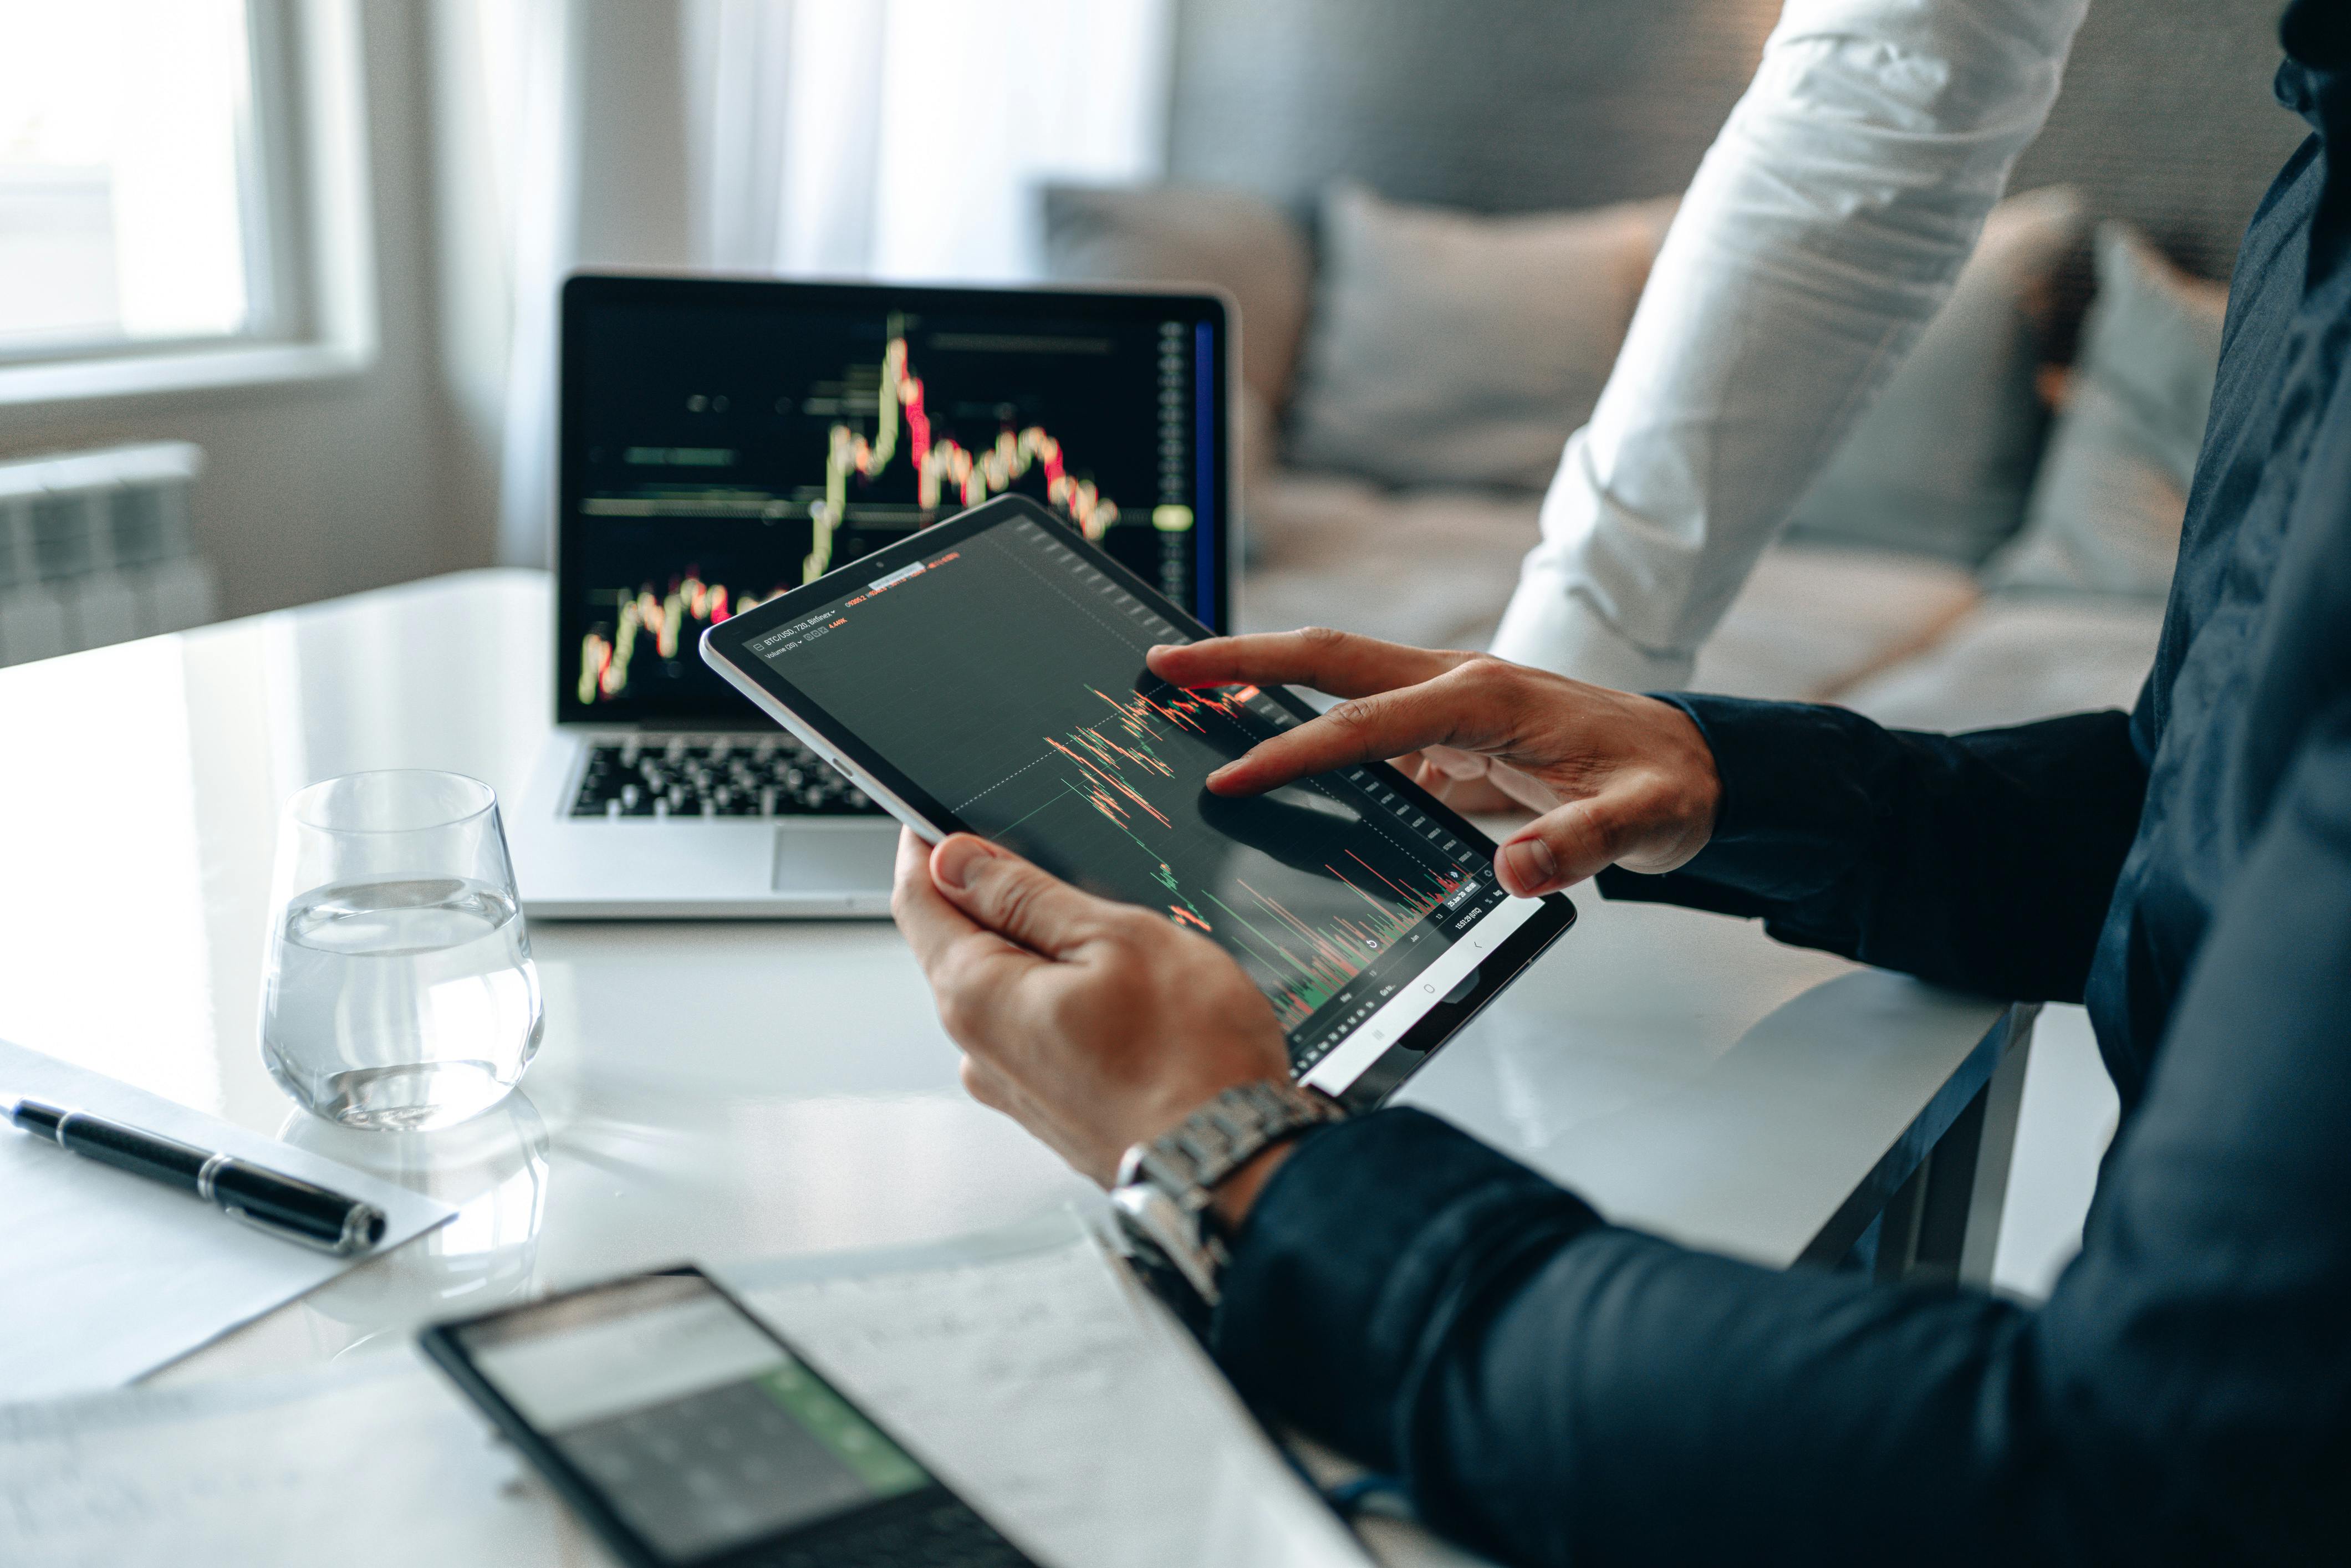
[
  {"x1": 891, "y1": 830, "x2": 1293, "y2": 1208},
  {"x1": 893, "y1": 629, "x2": 1718, "y2": 1214},
  {"x1": 1146, "y1": 629, "x2": 1722, "y2": 898}
]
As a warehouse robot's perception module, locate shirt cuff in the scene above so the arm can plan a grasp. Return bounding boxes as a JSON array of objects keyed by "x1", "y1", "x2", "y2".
[
  {"x1": 1618, "y1": 692, "x2": 1894, "y2": 907},
  {"x1": 1488, "y1": 568, "x2": 1697, "y2": 692},
  {"x1": 1210, "y1": 1107, "x2": 1601, "y2": 1469}
]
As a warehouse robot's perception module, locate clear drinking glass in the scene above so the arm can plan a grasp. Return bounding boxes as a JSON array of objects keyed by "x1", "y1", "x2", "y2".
[{"x1": 259, "y1": 770, "x2": 543, "y2": 1130}]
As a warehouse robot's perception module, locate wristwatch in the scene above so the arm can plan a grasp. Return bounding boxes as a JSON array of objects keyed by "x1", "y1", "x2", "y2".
[{"x1": 1110, "y1": 1079, "x2": 1347, "y2": 1307}]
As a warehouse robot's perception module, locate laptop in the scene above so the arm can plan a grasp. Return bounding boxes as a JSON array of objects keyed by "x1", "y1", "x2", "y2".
[{"x1": 509, "y1": 274, "x2": 1237, "y2": 918}]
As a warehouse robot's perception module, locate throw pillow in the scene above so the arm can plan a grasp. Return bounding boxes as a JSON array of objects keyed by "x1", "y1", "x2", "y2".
[
  {"x1": 1985, "y1": 223, "x2": 2229, "y2": 596},
  {"x1": 1284, "y1": 181, "x2": 1678, "y2": 491},
  {"x1": 1039, "y1": 181, "x2": 1312, "y2": 437},
  {"x1": 1784, "y1": 185, "x2": 2088, "y2": 564}
]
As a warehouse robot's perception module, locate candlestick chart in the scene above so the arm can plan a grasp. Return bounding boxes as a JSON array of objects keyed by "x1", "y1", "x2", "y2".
[
  {"x1": 977, "y1": 680, "x2": 1468, "y2": 1033},
  {"x1": 805, "y1": 319, "x2": 1121, "y2": 583},
  {"x1": 579, "y1": 573, "x2": 785, "y2": 706},
  {"x1": 564, "y1": 287, "x2": 1210, "y2": 719}
]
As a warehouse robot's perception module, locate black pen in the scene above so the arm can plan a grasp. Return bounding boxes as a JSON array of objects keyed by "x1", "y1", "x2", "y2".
[{"x1": 7, "y1": 1097, "x2": 388, "y2": 1255}]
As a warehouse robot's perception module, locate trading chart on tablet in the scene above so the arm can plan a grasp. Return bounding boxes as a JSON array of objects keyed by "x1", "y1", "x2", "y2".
[{"x1": 743, "y1": 515, "x2": 1518, "y2": 1074}]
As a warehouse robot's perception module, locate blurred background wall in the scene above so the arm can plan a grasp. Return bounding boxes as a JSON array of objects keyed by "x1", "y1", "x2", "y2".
[
  {"x1": 0, "y1": 2, "x2": 459, "y2": 622},
  {"x1": 1166, "y1": 0, "x2": 2299, "y2": 274},
  {"x1": 0, "y1": 0, "x2": 2306, "y2": 624}
]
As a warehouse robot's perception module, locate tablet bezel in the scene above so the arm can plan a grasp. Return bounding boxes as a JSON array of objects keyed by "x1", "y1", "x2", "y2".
[{"x1": 702, "y1": 494, "x2": 1574, "y2": 1111}]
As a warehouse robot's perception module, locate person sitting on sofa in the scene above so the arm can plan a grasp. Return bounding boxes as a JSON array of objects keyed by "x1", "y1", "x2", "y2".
[{"x1": 886, "y1": 1, "x2": 2351, "y2": 1559}]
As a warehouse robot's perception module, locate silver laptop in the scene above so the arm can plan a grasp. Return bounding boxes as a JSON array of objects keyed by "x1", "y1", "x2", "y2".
[{"x1": 511, "y1": 273, "x2": 1237, "y2": 918}]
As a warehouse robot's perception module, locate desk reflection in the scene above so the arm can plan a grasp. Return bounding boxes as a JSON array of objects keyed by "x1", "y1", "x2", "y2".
[{"x1": 278, "y1": 1092, "x2": 551, "y2": 1351}]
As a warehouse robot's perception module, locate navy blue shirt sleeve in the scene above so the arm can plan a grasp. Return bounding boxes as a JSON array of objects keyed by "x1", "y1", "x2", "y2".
[
  {"x1": 1595, "y1": 699, "x2": 2148, "y2": 1003},
  {"x1": 1211, "y1": 699, "x2": 2351, "y2": 1565}
]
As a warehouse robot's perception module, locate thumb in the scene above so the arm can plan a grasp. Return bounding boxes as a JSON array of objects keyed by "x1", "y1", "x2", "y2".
[
  {"x1": 1493, "y1": 798, "x2": 1622, "y2": 897},
  {"x1": 930, "y1": 835, "x2": 1127, "y2": 959}
]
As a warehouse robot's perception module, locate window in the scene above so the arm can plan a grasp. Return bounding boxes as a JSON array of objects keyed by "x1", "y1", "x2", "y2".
[{"x1": 0, "y1": 0, "x2": 370, "y2": 401}]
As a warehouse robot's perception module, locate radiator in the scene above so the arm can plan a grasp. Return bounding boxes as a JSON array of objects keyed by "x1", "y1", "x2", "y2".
[{"x1": 0, "y1": 441, "x2": 217, "y2": 667}]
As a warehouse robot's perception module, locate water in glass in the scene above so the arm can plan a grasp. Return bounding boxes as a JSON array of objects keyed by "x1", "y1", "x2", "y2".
[
  {"x1": 264, "y1": 877, "x2": 540, "y2": 1128},
  {"x1": 260, "y1": 772, "x2": 542, "y2": 1130}
]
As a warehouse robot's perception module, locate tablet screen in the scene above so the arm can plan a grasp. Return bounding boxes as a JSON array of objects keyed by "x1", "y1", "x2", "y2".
[{"x1": 726, "y1": 506, "x2": 1565, "y2": 1096}]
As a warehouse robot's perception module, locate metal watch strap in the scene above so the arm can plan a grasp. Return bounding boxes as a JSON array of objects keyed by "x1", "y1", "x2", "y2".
[
  {"x1": 1117, "y1": 1079, "x2": 1348, "y2": 1215},
  {"x1": 1110, "y1": 1079, "x2": 1347, "y2": 1310}
]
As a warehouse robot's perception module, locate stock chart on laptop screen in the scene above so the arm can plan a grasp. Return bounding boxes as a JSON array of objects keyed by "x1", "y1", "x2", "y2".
[{"x1": 559, "y1": 280, "x2": 1226, "y2": 723}]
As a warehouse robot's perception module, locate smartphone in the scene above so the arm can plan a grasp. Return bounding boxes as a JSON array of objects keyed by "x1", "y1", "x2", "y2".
[{"x1": 419, "y1": 1265, "x2": 1034, "y2": 1568}]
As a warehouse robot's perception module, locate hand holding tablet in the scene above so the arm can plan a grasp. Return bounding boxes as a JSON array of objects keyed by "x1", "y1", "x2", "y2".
[
  {"x1": 700, "y1": 495, "x2": 1578, "y2": 1111},
  {"x1": 890, "y1": 827, "x2": 1293, "y2": 1192}
]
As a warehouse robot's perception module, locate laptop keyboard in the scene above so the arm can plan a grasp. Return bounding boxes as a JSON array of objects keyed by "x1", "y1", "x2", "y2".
[{"x1": 569, "y1": 736, "x2": 888, "y2": 819}]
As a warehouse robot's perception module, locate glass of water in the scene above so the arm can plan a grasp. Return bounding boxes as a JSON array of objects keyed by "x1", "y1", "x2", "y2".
[{"x1": 261, "y1": 770, "x2": 543, "y2": 1130}]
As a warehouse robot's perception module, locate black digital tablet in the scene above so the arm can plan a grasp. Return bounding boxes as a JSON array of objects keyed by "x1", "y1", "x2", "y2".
[{"x1": 701, "y1": 494, "x2": 1575, "y2": 1110}]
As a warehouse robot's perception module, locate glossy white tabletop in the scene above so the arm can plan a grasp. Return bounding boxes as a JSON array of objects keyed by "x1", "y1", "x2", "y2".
[{"x1": 0, "y1": 569, "x2": 2005, "y2": 1383}]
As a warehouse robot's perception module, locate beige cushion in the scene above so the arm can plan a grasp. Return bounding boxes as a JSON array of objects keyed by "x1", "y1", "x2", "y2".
[
  {"x1": 1785, "y1": 186, "x2": 2089, "y2": 564},
  {"x1": 1689, "y1": 544, "x2": 1981, "y2": 703},
  {"x1": 1286, "y1": 182, "x2": 1676, "y2": 491},
  {"x1": 1237, "y1": 476, "x2": 1978, "y2": 708},
  {"x1": 1984, "y1": 223, "x2": 2228, "y2": 597},
  {"x1": 1239, "y1": 472, "x2": 1541, "y2": 651},
  {"x1": 1839, "y1": 596, "x2": 2165, "y2": 732},
  {"x1": 1039, "y1": 183, "x2": 1312, "y2": 421}
]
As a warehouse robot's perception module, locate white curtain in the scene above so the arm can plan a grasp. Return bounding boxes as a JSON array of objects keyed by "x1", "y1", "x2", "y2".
[{"x1": 442, "y1": 0, "x2": 1176, "y2": 569}]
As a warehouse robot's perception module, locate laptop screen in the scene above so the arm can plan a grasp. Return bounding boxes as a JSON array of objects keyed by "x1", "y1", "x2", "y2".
[{"x1": 558, "y1": 275, "x2": 1231, "y2": 725}]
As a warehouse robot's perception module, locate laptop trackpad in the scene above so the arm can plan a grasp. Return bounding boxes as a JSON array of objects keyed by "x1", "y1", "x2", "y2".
[{"x1": 771, "y1": 825, "x2": 899, "y2": 893}]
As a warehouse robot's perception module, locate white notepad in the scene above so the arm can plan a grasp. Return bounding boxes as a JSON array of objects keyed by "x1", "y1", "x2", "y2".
[
  {"x1": 731, "y1": 1216, "x2": 1371, "y2": 1567},
  {"x1": 0, "y1": 1037, "x2": 456, "y2": 1402}
]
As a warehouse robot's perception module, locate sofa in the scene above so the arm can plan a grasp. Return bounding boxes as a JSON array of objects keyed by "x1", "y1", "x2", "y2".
[{"x1": 1043, "y1": 180, "x2": 2227, "y2": 741}]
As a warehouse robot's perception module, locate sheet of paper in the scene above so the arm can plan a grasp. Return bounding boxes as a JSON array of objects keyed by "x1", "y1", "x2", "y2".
[
  {"x1": 0, "y1": 1037, "x2": 456, "y2": 1402},
  {"x1": 732, "y1": 1212, "x2": 1373, "y2": 1568},
  {"x1": 0, "y1": 1211, "x2": 1371, "y2": 1568},
  {"x1": 0, "y1": 1360, "x2": 582, "y2": 1568}
]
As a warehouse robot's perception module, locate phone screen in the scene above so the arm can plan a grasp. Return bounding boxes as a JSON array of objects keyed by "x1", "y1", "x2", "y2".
[{"x1": 455, "y1": 1273, "x2": 932, "y2": 1562}]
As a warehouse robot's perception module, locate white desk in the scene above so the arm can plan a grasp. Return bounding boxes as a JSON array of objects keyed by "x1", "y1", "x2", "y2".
[{"x1": 0, "y1": 568, "x2": 2024, "y2": 1389}]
